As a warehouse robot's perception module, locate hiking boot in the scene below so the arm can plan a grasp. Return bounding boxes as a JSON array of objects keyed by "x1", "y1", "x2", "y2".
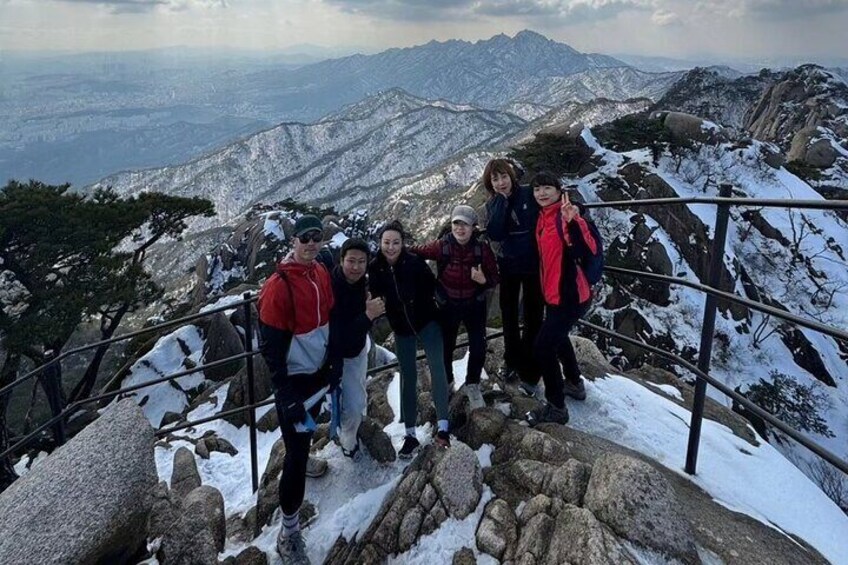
[
  {"x1": 398, "y1": 435, "x2": 420, "y2": 459},
  {"x1": 526, "y1": 403, "x2": 569, "y2": 427},
  {"x1": 499, "y1": 366, "x2": 520, "y2": 384},
  {"x1": 564, "y1": 377, "x2": 587, "y2": 401},
  {"x1": 518, "y1": 381, "x2": 545, "y2": 402},
  {"x1": 464, "y1": 383, "x2": 485, "y2": 411},
  {"x1": 305, "y1": 456, "x2": 328, "y2": 478},
  {"x1": 434, "y1": 430, "x2": 451, "y2": 449},
  {"x1": 276, "y1": 530, "x2": 310, "y2": 565},
  {"x1": 342, "y1": 442, "x2": 362, "y2": 461}
]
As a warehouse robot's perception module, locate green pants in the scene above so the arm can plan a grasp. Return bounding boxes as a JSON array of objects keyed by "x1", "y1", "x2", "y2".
[{"x1": 395, "y1": 321, "x2": 450, "y2": 429}]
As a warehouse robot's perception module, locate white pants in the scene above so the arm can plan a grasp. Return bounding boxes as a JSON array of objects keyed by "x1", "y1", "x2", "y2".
[{"x1": 339, "y1": 341, "x2": 369, "y2": 452}]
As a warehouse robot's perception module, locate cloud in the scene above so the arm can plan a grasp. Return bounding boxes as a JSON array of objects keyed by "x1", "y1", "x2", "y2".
[
  {"x1": 694, "y1": 0, "x2": 847, "y2": 20},
  {"x1": 321, "y1": 0, "x2": 652, "y2": 22},
  {"x1": 651, "y1": 8, "x2": 679, "y2": 25},
  {"x1": 320, "y1": 0, "x2": 474, "y2": 21},
  {"x1": 54, "y1": 0, "x2": 226, "y2": 14}
]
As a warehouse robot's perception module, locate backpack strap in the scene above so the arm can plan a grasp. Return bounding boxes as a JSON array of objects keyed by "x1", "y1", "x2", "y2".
[{"x1": 437, "y1": 237, "x2": 451, "y2": 278}]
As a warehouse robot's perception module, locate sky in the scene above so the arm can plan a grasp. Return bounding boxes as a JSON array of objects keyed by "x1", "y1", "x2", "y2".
[{"x1": 0, "y1": 0, "x2": 846, "y2": 61}]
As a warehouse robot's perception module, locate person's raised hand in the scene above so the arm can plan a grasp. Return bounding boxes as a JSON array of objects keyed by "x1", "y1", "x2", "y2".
[{"x1": 561, "y1": 191, "x2": 580, "y2": 223}]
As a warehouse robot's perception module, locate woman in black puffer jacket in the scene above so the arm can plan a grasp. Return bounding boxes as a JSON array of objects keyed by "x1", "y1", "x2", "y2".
[{"x1": 369, "y1": 220, "x2": 451, "y2": 457}]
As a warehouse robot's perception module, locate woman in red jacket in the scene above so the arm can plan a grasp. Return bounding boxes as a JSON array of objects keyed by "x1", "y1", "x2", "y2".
[{"x1": 526, "y1": 172, "x2": 599, "y2": 426}]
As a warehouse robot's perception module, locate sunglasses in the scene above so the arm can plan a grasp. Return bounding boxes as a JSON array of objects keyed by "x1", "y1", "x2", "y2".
[{"x1": 297, "y1": 231, "x2": 323, "y2": 244}]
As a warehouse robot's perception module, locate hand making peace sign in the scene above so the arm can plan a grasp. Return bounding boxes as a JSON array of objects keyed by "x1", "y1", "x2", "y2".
[{"x1": 561, "y1": 191, "x2": 580, "y2": 224}]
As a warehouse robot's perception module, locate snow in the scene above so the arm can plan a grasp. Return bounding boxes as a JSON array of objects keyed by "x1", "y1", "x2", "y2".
[
  {"x1": 115, "y1": 325, "x2": 206, "y2": 427},
  {"x1": 131, "y1": 317, "x2": 848, "y2": 565},
  {"x1": 198, "y1": 293, "x2": 250, "y2": 315},
  {"x1": 12, "y1": 451, "x2": 48, "y2": 477},
  {"x1": 329, "y1": 232, "x2": 348, "y2": 249},
  {"x1": 644, "y1": 381, "x2": 684, "y2": 401},
  {"x1": 569, "y1": 374, "x2": 848, "y2": 565},
  {"x1": 262, "y1": 216, "x2": 287, "y2": 241},
  {"x1": 388, "y1": 488, "x2": 498, "y2": 565}
]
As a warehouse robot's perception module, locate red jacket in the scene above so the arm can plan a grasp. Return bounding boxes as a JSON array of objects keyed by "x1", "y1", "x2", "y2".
[
  {"x1": 412, "y1": 234, "x2": 500, "y2": 302},
  {"x1": 258, "y1": 258, "x2": 334, "y2": 380},
  {"x1": 536, "y1": 204, "x2": 598, "y2": 307}
]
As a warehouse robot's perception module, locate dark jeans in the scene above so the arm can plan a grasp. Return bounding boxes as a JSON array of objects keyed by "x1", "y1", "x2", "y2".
[
  {"x1": 274, "y1": 378, "x2": 324, "y2": 516},
  {"x1": 531, "y1": 301, "x2": 590, "y2": 409},
  {"x1": 395, "y1": 321, "x2": 450, "y2": 429},
  {"x1": 500, "y1": 271, "x2": 544, "y2": 382},
  {"x1": 439, "y1": 297, "x2": 488, "y2": 385}
]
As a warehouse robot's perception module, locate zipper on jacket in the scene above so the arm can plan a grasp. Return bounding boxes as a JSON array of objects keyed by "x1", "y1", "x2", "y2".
[{"x1": 308, "y1": 269, "x2": 321, "y2": 324}]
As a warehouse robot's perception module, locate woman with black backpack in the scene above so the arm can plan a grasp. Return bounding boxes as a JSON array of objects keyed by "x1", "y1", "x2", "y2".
[
  {"x1": 526, "y1": 172, "x2": 602, "y2": 426},
  {"x1": 369, "y1": 221, "x2": 452, "y2": 458},
  {"x1": 410, "y1": 205, "x2": 500, "y2": 411}
]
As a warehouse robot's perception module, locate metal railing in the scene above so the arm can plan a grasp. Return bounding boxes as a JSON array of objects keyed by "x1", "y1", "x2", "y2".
[
  {"x1": 2, "y1": 188, "x2": 847, "y2": 499},
  {"x1": 580, "y1": 185, "x2": 848, "y2": 475}
]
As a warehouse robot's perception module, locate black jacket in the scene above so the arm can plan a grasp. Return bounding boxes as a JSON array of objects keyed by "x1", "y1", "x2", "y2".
[
  {"x1": 485, "y1": 184, "x2": 540, "y2": 275},
  {"x1": 330, "y1": 266, "x2": 372, "y2": 358},
  {"x1": 368, "y1": 249, "x2": 438, "y2": 337}
]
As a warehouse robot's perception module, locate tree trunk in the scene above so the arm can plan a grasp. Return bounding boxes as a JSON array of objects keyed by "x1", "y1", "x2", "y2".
[
  {"x1": 39, "y1": 354, "x2": 66, "y2": 446},
  {"x1": 69, "y1": 302, "x2": 129, "y2": 403}
]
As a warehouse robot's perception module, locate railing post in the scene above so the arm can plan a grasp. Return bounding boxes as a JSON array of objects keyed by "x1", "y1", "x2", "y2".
[
  {"x1": 243, "y1": 293, "x2": 259, "y2": 494},
  {"x1": 685, "y1": 183, "x2": 732, "y2": 475}
]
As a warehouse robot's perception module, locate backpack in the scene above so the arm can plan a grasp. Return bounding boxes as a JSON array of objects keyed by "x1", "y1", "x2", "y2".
[
  {"x1": 555, "y1": 215, "x2": 604, "y2": 286},
  {"x1": 434, "y1": 235, "x2": 487, "y2": 306}
]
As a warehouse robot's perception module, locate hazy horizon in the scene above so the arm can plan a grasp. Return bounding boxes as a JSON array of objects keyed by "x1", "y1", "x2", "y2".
[{"x1": 1, "y1": 1, "x2": 846, "y2": 62}]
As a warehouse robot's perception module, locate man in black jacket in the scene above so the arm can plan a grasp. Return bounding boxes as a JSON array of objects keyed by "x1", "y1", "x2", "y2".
[{"x1": 330, "y1": 238, "x2": 385, "y2": 458}]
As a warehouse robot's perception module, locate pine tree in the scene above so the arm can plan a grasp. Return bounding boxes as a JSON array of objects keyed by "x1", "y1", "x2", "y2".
[{"x1": 0, "y1": 180, "x2": 214, "y2": 490}]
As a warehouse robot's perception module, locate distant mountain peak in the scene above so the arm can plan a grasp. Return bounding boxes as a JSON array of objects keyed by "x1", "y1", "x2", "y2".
[{"x1": 514, "y1": 29, "x2": 550, "y2": 42}]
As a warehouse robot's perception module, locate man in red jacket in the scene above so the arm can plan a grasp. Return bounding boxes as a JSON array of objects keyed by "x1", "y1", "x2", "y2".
[
  {"x1": 258, "y1": 214, "x2": 340, "y2": 563},
  {"x1": 526, "y1": 172, "x2": 599, "y2": 426}
]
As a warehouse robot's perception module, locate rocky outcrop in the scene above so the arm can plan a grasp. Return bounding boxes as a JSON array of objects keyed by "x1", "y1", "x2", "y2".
[
  {"x1": 202, "y1": 312, "x2": 245, "y2": 382},
  {"x1": 159, "y1": 485, "x2": 226, "y2": 565},
  {"x1": 746, "y1": 65, "x2": 848, "y2": 150},
  {"x1": 326, "y1": 442, "x2": 482, "y2": 563},
  {"x1": 475, "y1": 498, "x2": 518, "y2": 561},
  {"x1": 789, "y1": 127, "x2": 840, "y2": 168},
  {"x1": 171, "y1": 446, "x2": 202, "y2": 498},
  {"x1": 0, "y1": 400, "x2": 156, "y2": 564},
  {"x1": 660, "y1": 111, "x2": 726, "y2": 144},
  {"x1": 221, "y1": 358, "x2": 274, "y2": 427},
  {"x1": 358, "y1": 417, "x2": 397, "y2": 463},
  {"x1": 584, "y1": 453, "x2": 699, "y2": 563}
]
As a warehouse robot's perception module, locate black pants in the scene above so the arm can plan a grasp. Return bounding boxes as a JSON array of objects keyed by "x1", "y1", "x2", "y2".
[
  {"x1": 499, "y1": 271, "x2": 544, "y2": 382},
  {"x1": 532, "y1": 302, "x2": 590, "y2": 409},
  {"x1": 274, "y1": 378, "x2": 324, "y2": 516},
  {"x1": 440, "y1": 297, "x2": 488, "y2": 385}
]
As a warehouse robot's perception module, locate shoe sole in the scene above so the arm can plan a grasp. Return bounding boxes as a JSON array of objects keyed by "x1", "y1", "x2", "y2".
[{"x1": 305, "y1": 467, "x2": 328, "y2": 478}]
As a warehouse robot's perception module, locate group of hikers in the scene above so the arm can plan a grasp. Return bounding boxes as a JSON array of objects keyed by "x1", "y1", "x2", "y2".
[{"x1": 257, "y1": 158, "x2": 604, "y2": 563}]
